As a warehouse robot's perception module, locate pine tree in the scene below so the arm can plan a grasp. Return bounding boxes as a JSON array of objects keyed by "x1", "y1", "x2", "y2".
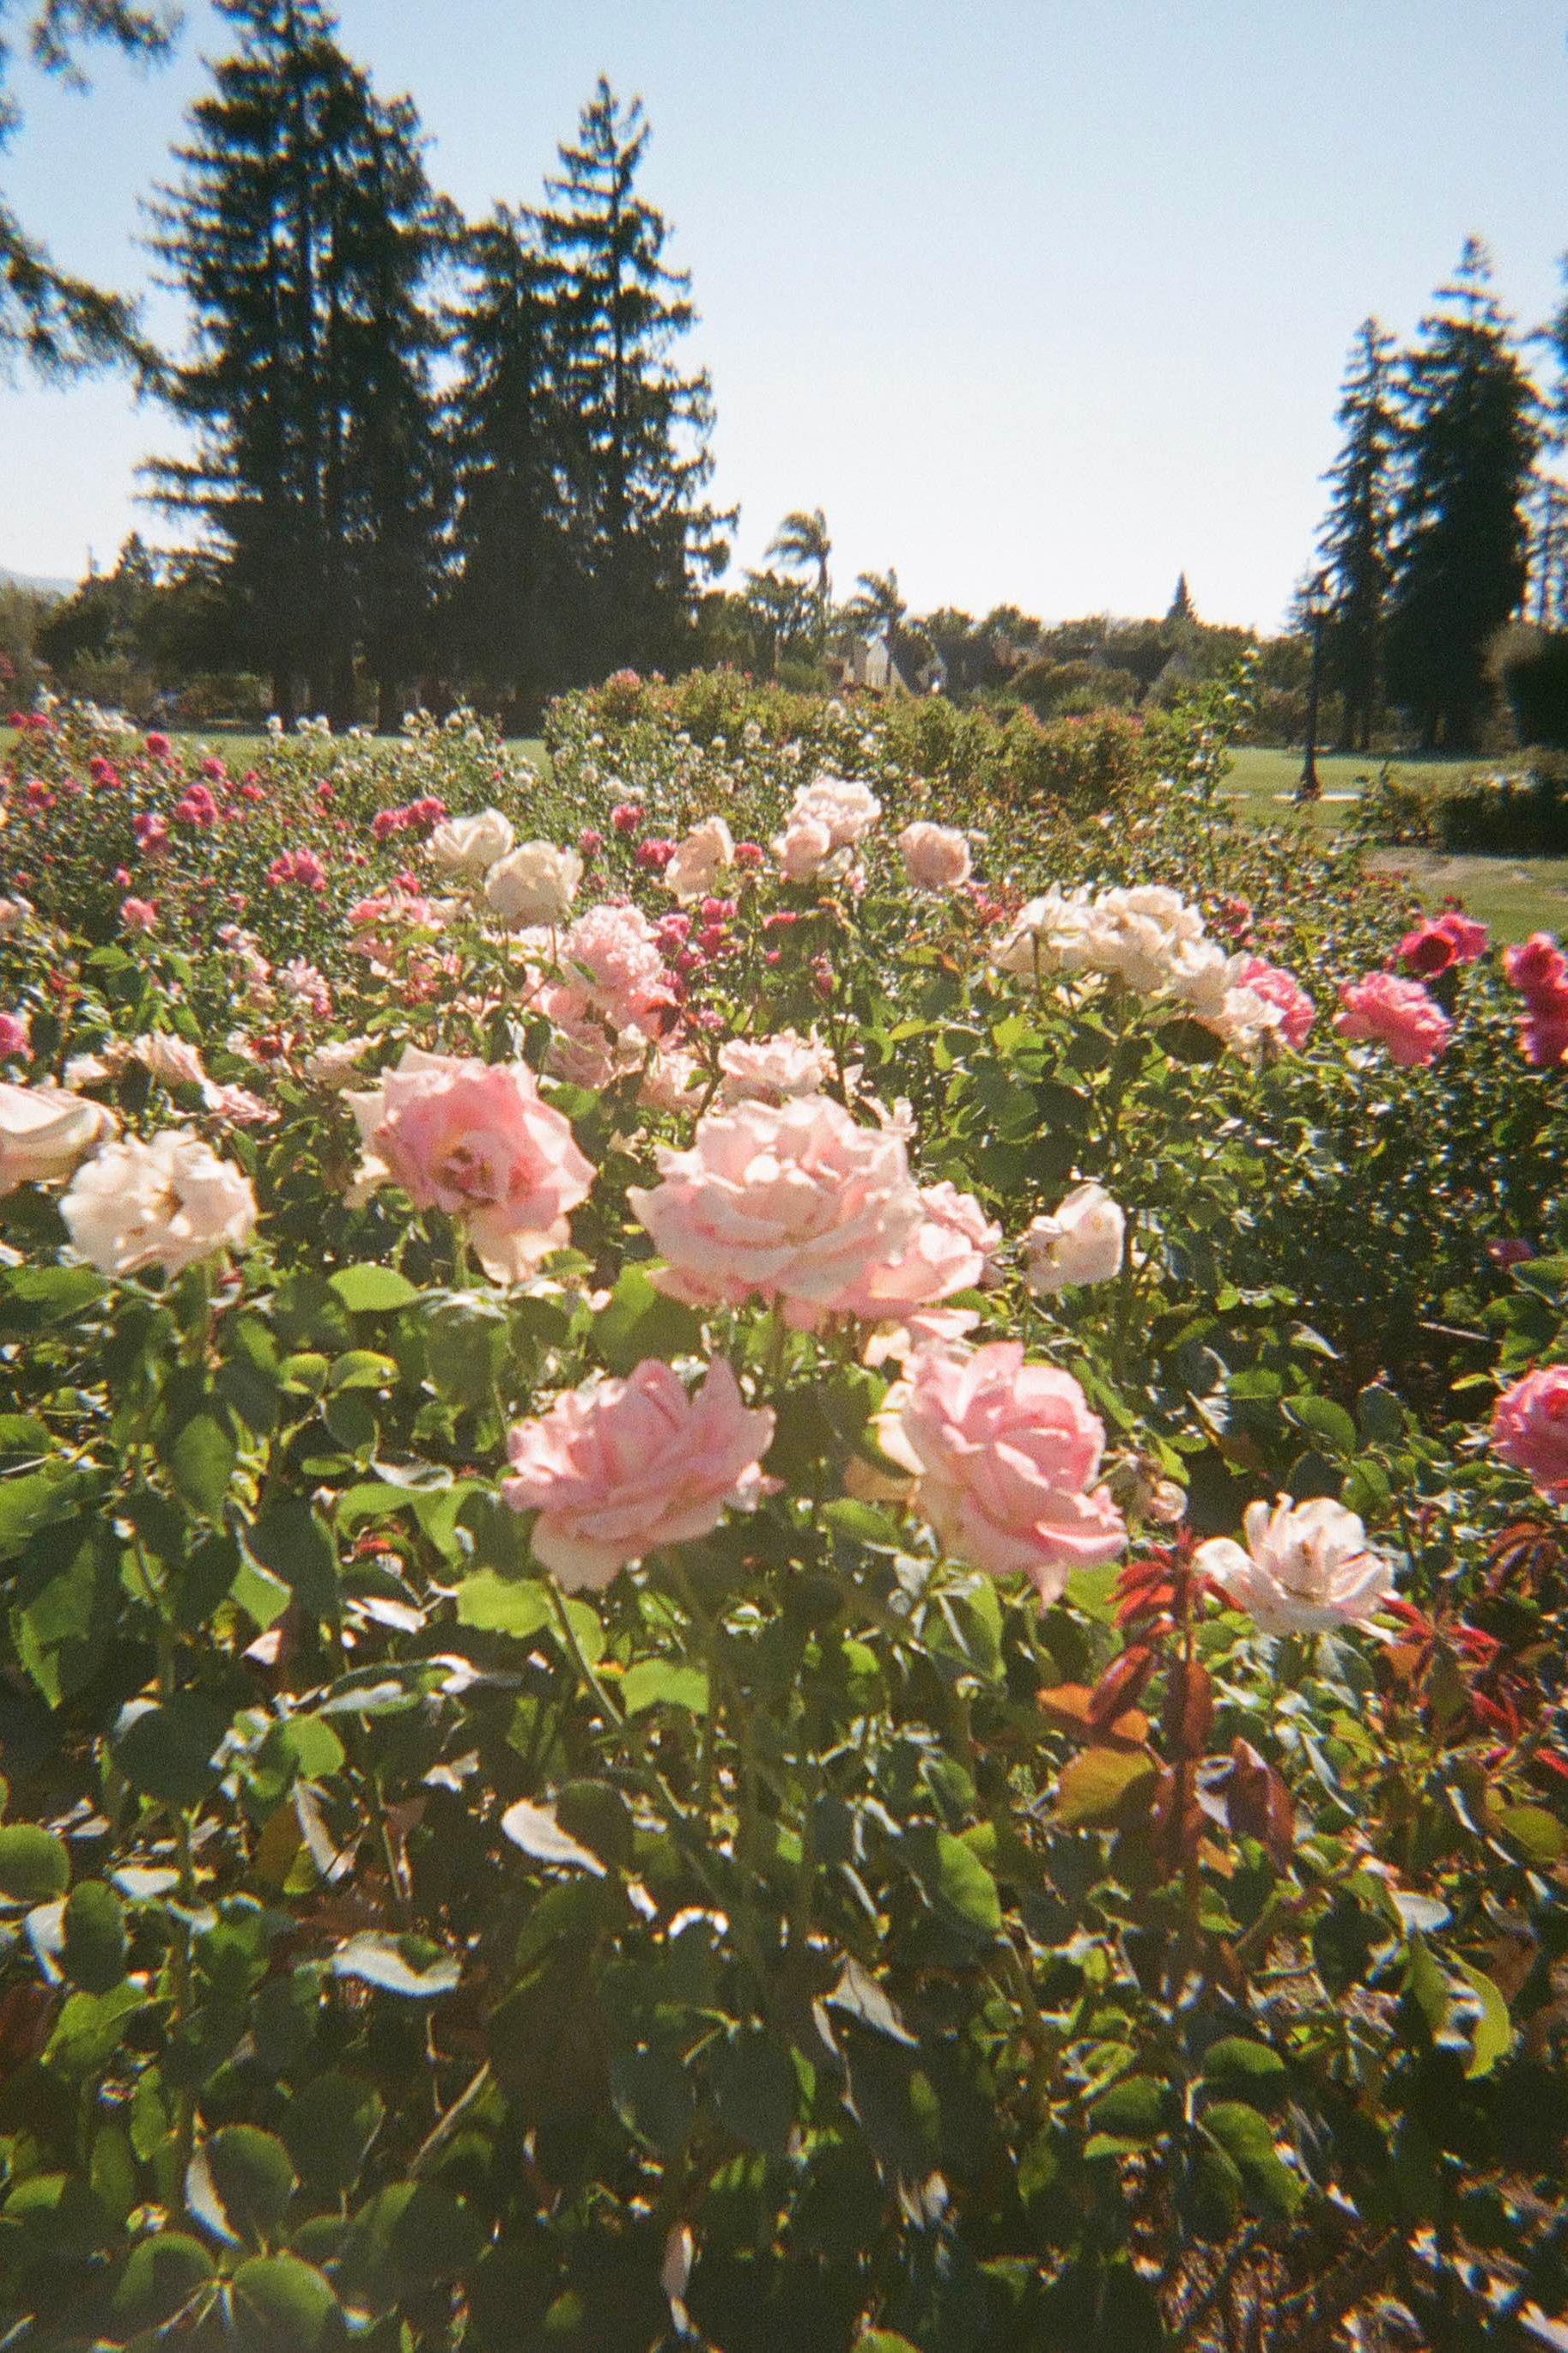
[
  {"x1": 1385, "y1": 240, "x2": 1539, "y2": 751},
  {"x1": 539, "y1": 77, "x2": 730, "y2": 677},
  {"x1": 1165, "y1": 572, "x2": 1195, "y2": 623},
  {"x1": 447, "y1": 205, "x2": 571, "y2": 720},
  {"x1": 1317, "y1": 318, "x2": 1399, "y2": 751},
  {"x1": 145, "y1": 0, "x2": 452, "y2": 726}
]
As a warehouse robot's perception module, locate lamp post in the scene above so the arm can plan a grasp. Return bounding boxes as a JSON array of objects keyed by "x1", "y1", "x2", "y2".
[{"x1": 1297, "y1": 571, "x2": 1330, "y2": 806}]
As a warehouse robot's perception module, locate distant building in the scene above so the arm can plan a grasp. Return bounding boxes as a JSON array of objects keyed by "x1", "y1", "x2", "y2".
[{"x1": 842, "y1": 631, "x2": 947, "y2": 697}]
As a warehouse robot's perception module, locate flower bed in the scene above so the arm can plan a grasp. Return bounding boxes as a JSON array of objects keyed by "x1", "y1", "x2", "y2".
[{"x1": 0, "y1": 684, "x2": 1565, "y2": 2350}]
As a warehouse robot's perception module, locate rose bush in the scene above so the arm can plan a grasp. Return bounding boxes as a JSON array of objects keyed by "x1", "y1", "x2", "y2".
[{"x1": 0, "y1": 675, "x2": 1563, "y2": 2351}]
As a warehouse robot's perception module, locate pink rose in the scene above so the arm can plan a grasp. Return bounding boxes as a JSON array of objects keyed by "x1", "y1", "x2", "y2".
[
  {"x1": 345, "y1": 1044, "x2": 594, "y2": 1283},
  {"x1": 832, "y1": 1182, "x2": 1000, "y2": 1329},
  {"x1": 897, "y1": 821, "x2": 972, "y2": 891},
  {"x1": 546, "y1": 902, "x2": 675, "y2": 1036},
  {"x1": 120, "y1": 897, "x2": 158, "y2": 933},
  {"x1": 1503, "y1": 932, "x2": 1568, "y2": 1067},
  {"x1": 1229, "y1": 954, "x2": 1315, "y2": 1050},
  {"x1": 1491, "y1": 1365, "x2": 1568, "y2": 1502},
  {"x1": 772, "y1": 816, "x2": 833, "y2": 883},
  {"x1": 0, "y1": 1012, "x2": 30, "y2": 1061},
  {"x1": 628, "y1": 1094, "x2": 925, "y2": 1330},
  {"x1": 1504, "y1": 933, "x2": 1567, "y2": 996},
  {"x1": 501, "y1": 1357, "x2": 775, "y2": 1589},
  {"x1": 1333, "y1": 972, "x2": 1451, "y2": 1067},
  {"x1": 893, "y1": 1341, "x2": 1126, "y2": 1600},
  {"x1": 1406, "y1": 909, "x2": 1486, "y2": 975}
]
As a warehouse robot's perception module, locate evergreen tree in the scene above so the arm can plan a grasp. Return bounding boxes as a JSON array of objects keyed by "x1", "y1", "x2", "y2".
[
  {"x1": 540, "y1": 77, "x2": 730, "y2": 676},
  {"x1": 447, "y1": 205, "x2": 571, "y2": 720},
  {"x1": 1385, "y1": 240, "x2": 1539, "y2": 750},
  {"x1": 145, "y1": 0, "x2": 452, "y2": 726},
  {"x1": 1317, "y1": 318, "x2": 1399, "y2": 751},
  {"x1": 1165, "y1": 572, "x2": 1194, "y2": 623}
]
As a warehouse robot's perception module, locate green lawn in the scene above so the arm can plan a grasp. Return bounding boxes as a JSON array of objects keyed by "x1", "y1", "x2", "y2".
[{"x1": 1221, "y1": 744, "x2": 1568, "y2": 941}]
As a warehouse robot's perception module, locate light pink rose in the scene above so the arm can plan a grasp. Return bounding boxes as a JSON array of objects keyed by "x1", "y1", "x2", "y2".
[
  {"x1": 832, "y1": 1181, "x2": 1000, "y2": 1326},
  {"x1": 716, "y1": 1030, "x2": 835, "y2": 1104},
  {"x1": 345, "y1": 1043, "x2": 594, "y2": 1283},
  {"x1": 772, "y1": 815, "x2": 833, "y2": 883},
  {"x1": 1230, "y1": 954, "x2": 1315, "y2": 1050},
  {"x1": 501, "y1": 1357, "x2": 775, "y2": 1589},
  {"x1": 893, "y1": 1341, "x2": 1127, "y2": 1600},
  {"x1": 1333, "y1": 972, "x2": 1451, "y2": 1067},
  {"x1": 665, "y1": 816, "x2": 734, "y2": 903},
  {"x1": 628, "y1": 1093, "x2": 925, "y2": 1330},
  {"x1": 897, "y1": 822, "x2": 972, "y2": 891},
  {"x1": 1193, "y1": 1495, "x2": 1393, "y2": 1634},
  {"x1": 1491, "y1": 1365, "x2": 1568, "y2": 1502},
  {"x1": 548, "y1": 902, "x2": 676, "y2": 1034},
  {"x1": 789, "y1": 775, "x2": 882, "y2": 846}
]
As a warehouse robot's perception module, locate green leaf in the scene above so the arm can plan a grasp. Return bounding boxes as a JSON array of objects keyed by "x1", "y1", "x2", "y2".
[
  {"x1": 1200, "y1": 2037, "x2": 1288, "y2": 2110},
  {"x1": 621, "y1": 1659, "x2": 709, "y2": 1717},
  {"x1": 43, "y1": 1980, "x2": 143, "y2": 2075},
  {"x1": 62, "y1": 1881, "x2": 128, "y2": 1994},
  {"x1": 113, "y1": 1693, "x2": 232, "y2": 1807},
  {"x1": 283, "y1": 2071, "x2": 385, "y2": 2195},
  {"x1": 1452, "y1": 1961, "x2": 1512, "y2": 2080},
  {"x1": 854, "y1": 2333, "x2": 923, "y2": 2352},
  {"x1": 330, "y1": 1264, "x2": 420, "y2": 1313},
  {"x1": 1490, "y1": 1802, "x2": 1568, "y2": 1863},
  {"x1": 905, "y1": 1825, "x2": 1002, "y2": 1942},
  {"x1": 257, "y1": 1716, "x2": 347, "y2": 1788},
  {"x1": 1283, "y1": 1394, "x2": 1358, "y2": 1456},
  {"x1": 112, "y1": 2230, "x2": 216, "y2": 2325},
  {"x1": 327, "y1": 1348, "x2": 398, "y2": 1392},
  {"x1": 330, "y1": 1932, "x2": 460, "y2": 1998},
  {"x1": 248, "y1": 1497, "x2": 339, "y2": 1619},
  {"x1": 188, "y1": 2125, "x2": 295, "y2": 2246},
  {"x1": 593, "y1": 1263, "x2": 702, "y2": 1377},
  {"x1": 227, "y1": 2252, "x2": 338, "y2": 2350},
  {"x1": 501, "y1": 1797, "x2": 606, "y2": 1876},
  {"x1": 166, "y1": 1410, "x2": 236, "y2": 1516},
  {"x1": 1355, "y1": 1383, "x2": 1406, "y2": 1443},
  {"x1": 1086, "y1": 2073, "x2": 1172, "y2": 2145},
  {"x1": 453, "y1": 1571, "x2": 552, "y2": 1641},
  {"x1": 1053, "y1": 1745, "x2": 1156, "y2": 1828},
  {"x1": 710, "y1": 2026, "x2": 799, "y2": 2155},
  {"x1": 0, "y1": 1822, "x2": 70, "y2": 1904},
  {"x1": 1200, "y1": 2101, "x2": 1302, "y2": 2218}
]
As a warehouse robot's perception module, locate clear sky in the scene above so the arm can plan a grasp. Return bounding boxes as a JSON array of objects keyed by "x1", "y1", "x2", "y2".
[{"x1": 3, "y1": 0, "x2": 1566, "y2": 630}]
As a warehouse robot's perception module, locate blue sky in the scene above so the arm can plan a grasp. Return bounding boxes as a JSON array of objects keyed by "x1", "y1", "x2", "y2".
[{"x1": 3, "y1": 0, "x2": 1566, "y2": 629}]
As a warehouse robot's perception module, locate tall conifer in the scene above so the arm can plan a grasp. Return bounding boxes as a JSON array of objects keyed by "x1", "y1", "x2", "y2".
[
  {"x1": 1385, "y1": 240, "x2": 1538, "y2": 750},
  {"x1": 1318, "y1": 318, "x2": 1399, "y2": 751},
  {"x1": 145, "y1": 0, "x2": 451, "y2": 725},
  {"x1": 539, "y1": 77, "x2": 730, "y2": 675}
]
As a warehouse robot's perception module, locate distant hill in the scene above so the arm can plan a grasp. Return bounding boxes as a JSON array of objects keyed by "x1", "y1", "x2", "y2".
[{"x1": 0, "y1": 567, "x2": 73, "y2": 599}]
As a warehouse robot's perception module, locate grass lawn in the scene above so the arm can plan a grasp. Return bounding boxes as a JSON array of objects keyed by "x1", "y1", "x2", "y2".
[{"x1": 1221, "y1": 744, "x2": 1568, "y2": 940}]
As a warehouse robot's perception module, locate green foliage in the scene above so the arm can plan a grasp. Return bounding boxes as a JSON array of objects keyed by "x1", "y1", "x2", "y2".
[{"x1": 0, "y1": 683, "x2": 1564, "y2": 2350}]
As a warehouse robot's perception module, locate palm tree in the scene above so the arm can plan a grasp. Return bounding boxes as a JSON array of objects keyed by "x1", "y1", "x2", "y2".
[
  {"x1": 848, "y1": 568, "x2": 908, "y2": 685},
  {"x1": 766, "y1": 508, "x2": 832, "y2": 631}
]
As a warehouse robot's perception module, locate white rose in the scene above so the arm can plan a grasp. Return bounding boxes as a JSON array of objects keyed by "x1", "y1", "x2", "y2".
[
  {"x1": 61, "y1": 1129, "x2": 257, "y2": 1276},
  {"x1": 1193, "y1": 1495, "x2": 1395, "y2": 1634},
  {"x1": 665, "y1": 815, "x2": 734, "y2": 903},
  {"x1": 483, "y1": 842, "x2": 583, "y2": 928},
  {"x1": 0, "y1": 1082, "x2": 118, "y2": 1196},
  {"x1": 428, "y1": 808, "x2": 516, "y2": 878},
  {"x1": 1024, "y1": 1182, "x2": 1126, "y2": 1292},
  {"x1": 993, "y1": 888, "x2": 1097, "y2": 976},
  {"x1": 0, "y1": 897, "x2": 32, "y2": 938}
]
